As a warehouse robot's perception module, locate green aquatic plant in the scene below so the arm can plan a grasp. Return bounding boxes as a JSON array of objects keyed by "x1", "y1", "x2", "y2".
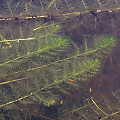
[
  {"x1": 0, "y1": 23, "x2": 116, "y2": 115},
  {"x1": 93, "y1": 35, "x2": 116, "y2": 53}
]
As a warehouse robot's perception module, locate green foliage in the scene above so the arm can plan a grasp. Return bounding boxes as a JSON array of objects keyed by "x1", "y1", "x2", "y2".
[
  {"x1": 94, "y1": 35, "x2": 116, "y2": 53},
  {"x1": 81, "y1": 35, "x2": 116, "y2": 56},
  {"x1": 70, "y1": 58, "x2": 101, "y2": 81},
  {"x1": 0, "y1": 23, "x2": 116, "y2": 111}
]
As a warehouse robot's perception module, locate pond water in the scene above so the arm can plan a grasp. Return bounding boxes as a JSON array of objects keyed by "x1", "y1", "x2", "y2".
[{"x1": 0, "y1": 0, "x2": 120, "y2": 120}]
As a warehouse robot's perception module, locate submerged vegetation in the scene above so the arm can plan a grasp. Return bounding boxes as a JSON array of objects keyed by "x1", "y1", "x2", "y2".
[
  {"x1": 0, "y1": 0, "x2": 120, "y2": 119},
  {"x1": 0, "y1": 21, "x2": 117, "y2": 119}
]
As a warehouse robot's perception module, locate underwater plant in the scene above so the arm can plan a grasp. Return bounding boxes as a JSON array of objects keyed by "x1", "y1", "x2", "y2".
[
  {"x1": 0, "y1": 0, "x2": 120, "y2": 119},
  {"x1": 0, "y1": 22, "x2": 116, "y2": 119}
]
